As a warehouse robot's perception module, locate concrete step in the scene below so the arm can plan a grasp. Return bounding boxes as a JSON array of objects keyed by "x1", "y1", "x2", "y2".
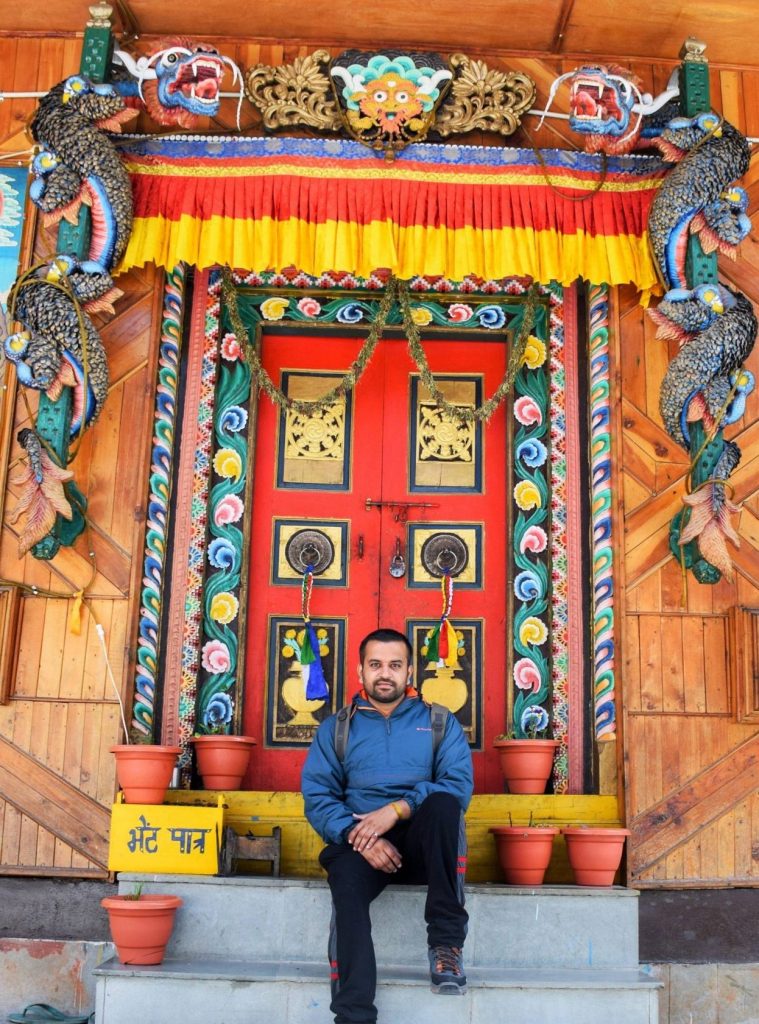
[
  {"x1": 94, "y1": 957, "x2": 661, "y2": 1024},
  {"x1": 118, "y1": 874, "x2": 641, "y2": 970}
]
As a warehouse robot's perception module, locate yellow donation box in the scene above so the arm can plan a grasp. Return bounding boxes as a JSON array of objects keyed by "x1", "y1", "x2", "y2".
[{"x1": 109, "y1": 798, "x2": 225, "y2": 874}]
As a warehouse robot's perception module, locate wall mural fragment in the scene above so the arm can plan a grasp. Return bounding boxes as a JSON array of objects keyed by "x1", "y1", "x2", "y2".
[{"x1": 0, "y1": 168, "x2": 26, "y2": 306}]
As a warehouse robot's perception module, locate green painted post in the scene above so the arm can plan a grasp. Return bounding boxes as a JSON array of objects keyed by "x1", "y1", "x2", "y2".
[
  {"x1": 678, "y1": 40, "x2": 718, "y2": 285},
  {"x1": 32, "y1": 4, "x2": 114, "y2": 559}
]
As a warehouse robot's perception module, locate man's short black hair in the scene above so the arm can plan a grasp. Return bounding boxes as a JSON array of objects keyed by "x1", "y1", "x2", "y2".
[{"x1": 359, "y1": 628, "x2": 413, "y2": 665}]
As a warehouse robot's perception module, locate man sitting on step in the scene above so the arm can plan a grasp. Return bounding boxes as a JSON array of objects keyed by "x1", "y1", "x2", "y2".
[{"x1": 301, "y1": 627, "x2": 473, "y2": 1024}]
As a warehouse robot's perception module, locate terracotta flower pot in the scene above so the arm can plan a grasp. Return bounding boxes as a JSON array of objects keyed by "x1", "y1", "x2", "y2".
[
  {"x1": 490, "y1": 826, "x2": 559, "y2": 885},
  {"x1": 101, "y1": 894, "x2": 183, "y2": 965},
  {"x1": 110, "y1": 744, "x2": 182, "y2": 804},
  {"x1": 191, "y1": 735, "x2": 256, "y2": 789},
  {"x1": 562, "y1": 827, "x2": 631, "y2": 886},
  {"x1": 493, "y1": 738, "x2": 559, "y2": 794}
]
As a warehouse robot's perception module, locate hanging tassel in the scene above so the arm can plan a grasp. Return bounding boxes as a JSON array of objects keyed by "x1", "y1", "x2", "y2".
[
  {"x1": 444, "y1": 619, "x2": 458, "y2": 667},
  {"x1": 438, "y1": 616, "x2": 449, "y2": 659},
  {"x1": 425, "y1": 575, "x2": 459, "y2": 668},
  {"x1": 304, "y1": 621, "x2": 328, "y2": 699},
  {"x1": 300, "y1": 567, "x2": 328, "y2": 700},
  {"x1": 426, "y1": 628, "x2": 440, "y2": 663}
]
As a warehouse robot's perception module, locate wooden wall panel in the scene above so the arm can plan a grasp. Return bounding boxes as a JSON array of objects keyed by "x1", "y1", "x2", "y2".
[
  {"x1": 626, "y1": 614, "x2": 731, "y2": 716},
  {"x1": 0, "y1": 247, "x2": 159, "y2": 873}
]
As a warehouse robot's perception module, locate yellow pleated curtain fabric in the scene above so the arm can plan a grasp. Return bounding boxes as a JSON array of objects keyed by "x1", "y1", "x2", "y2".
[{"x1": 119, "y1": 136, "x2": 666, "y2": 291}]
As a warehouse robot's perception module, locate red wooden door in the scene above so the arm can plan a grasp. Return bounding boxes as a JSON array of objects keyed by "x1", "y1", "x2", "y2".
[{"x1": 243, "y1": 329, "x2": 507, "y2": 792}]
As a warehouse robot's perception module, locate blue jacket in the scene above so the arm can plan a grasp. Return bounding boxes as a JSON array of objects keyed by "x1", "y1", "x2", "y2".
[{"x1": 301, "y1": 693, "x2": 474, "y2": 845}]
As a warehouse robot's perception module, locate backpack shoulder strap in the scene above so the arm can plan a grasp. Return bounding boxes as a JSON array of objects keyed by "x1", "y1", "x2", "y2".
[
  {"x1": 334, "y1": 704, "x2": 352, "y2": 763},
  {"x1": 430, "y1": 703, "x2": 449, "y2": 756}
]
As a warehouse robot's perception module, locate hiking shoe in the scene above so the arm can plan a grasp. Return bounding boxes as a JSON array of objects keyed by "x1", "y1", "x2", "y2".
[{"x1": 428, "y1": 945, "x2": 467, "y2": 994}]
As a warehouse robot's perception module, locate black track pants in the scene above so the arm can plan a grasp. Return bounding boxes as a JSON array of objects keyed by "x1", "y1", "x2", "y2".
[{"x1": 318, "y1": 791, "x2": 468, "y2": 1024}]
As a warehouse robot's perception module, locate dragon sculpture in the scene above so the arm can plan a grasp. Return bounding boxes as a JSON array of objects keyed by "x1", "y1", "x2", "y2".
[
  {"x1": 647, "y1": 111, "x2": 755, "y2": 582},
  {"x1": 112, "y1": 37, "x2": 243, "y2": 128},
  {"x1": 556, "y1": 62, "x2": 756, "y2": 582},
  {"x1": 30, "y1": 75, "x2": 135, "y2": 268},
  {"x1": 5, "y1": 261, "x2": 110, "y2": 419},
  {"x1": 648, "y1": 114, "x2": 751, "y2": 289},
  {"x1": 539, "y1": 62, "x2": 680, "y2": 155},
  {"x1": 2, "y1": 74, "x2": 133, "y2": 556}
]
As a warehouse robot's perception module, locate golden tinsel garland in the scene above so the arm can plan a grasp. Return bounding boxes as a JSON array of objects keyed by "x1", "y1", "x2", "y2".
[
  {"x1": 395, "y1": 278, "x2": 538, "y2": 423},
  {"x1": 221, "y1": 267, "x2": 538, "y2": 423}
]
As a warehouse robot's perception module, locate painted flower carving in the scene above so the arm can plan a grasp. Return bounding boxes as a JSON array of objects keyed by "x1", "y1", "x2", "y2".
[
  {"x1": 514, "y1": 480, "x2": 542, "y2": 510},
  {"x1": 220, "y1": 405, "x2": 248, "y2": 433},
  {"x1": 336, "y1": 303, "x2": 365, "y2": 324},
  {"x1": 208, "y1": 537, "x2": 237, "y2": 570},
  {"x1": 201, "y1": 639, "x2": 232, "y2": 674},
  {"x1": 476, "y1": 305, "x2": 506, "y2": 329},
  {"x1": 520, "y1": 525, "x2": 548, "y2": 554},
  {"x1": 513, "y1": 657, "x2": 542, "y2": 693},
  {"x1": 410, "y1": 306, "x2": 433, "y2": 326},
  {"x1": 521, "y1": 335, "x2": 547, "y2": 369},
  {"x1": 260, "y1": 296, "x2": 289, "y2": 321},
  {"x1": 514, "y1": 570, "x2": 543, "y2": 601},
  {"x1": 297, "y1": 297, "x2": 322, "y2": 317},
  {"x1": 203, "y1": 692, "x2": 233, "y2": 730},
  {"x1": 210, "y1": 591, "x2": 239, "y2": 624},
  {"x1": 221, "y1": 333, "x2": 242, "y2": 361},
  {"x1": 214, "y1": 494, "x2": 244, "y2": 526},
  {"x1": 448, "y1": 303, "x2": 473, "y2": 323},
  {"x1": 514, "y1": 396, "x2": 543, "y2": 426},
  {"x1": 516, "y1": 438, "x2": 547, "y2": 468},
  {"x1": 519, "y1": 616, "x2": 548, "y2": 646},
  {"x1": 213, "y1": 447, "x2": 242, "y2": 480}
]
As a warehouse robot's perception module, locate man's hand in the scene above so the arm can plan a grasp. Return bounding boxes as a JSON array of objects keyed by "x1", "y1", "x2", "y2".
[
  {"x1": 358, "y1": 837, "x2": 402, "y2": 873},
  {"x1": 348, "y1": 801, "x2": 408, "y2": 852}
]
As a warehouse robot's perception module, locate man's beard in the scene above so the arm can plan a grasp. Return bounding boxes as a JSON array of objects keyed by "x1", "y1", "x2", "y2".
[{"x1": 367, "y1": 680, "x2": 404, "y2": 703}]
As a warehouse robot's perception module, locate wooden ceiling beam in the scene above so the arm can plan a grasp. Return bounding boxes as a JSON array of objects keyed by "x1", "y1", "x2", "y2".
[{"x1": 551, "y1": 0, "x2": 577, "y2": 55}]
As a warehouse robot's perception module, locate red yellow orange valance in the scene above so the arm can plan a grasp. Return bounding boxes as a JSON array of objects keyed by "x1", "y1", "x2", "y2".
[{"x1": 119, "y1": 136, "x2": 667, "y2": 290}]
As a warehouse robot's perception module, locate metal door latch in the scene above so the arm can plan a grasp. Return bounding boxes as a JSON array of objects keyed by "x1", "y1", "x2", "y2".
[{"x1": 365, "y1": 498, "x2": 439, "y2": 522}]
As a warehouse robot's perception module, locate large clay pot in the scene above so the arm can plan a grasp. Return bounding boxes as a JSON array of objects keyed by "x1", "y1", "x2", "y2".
[
  {"x1": 489, "y1": 826, "x2": 559, "y2": 885},
  {"x1": 101, "y1": 894, "x2": 183, "y2": 965},
  {"x1": 110, "y1": 745, "x2": 182, "y2": 804},
  {"x1": 493, "y1": 738, "x2": 559, "y2": 794},
  {"x1": 191, "y1": 735, "x2": 256, "y2": 789},
  {"x1": 562, "y1": 827, "x2": 631, "y2": 885}
]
